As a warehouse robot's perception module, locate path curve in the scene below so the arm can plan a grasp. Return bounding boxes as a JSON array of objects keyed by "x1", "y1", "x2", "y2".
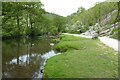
[
  {"x1": 98, "y1": 36, "x2": 119, "y2": 51},
  {"x1": 62, "y1": 33, "x2": 119, "y2": 51},
  {"x1": 62, "y1": 33, "x2": 92, "y2": 38}
]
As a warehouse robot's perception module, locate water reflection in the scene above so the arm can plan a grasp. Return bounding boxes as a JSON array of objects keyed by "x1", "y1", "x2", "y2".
[
  {"x1": 33, "y1": 50, "x2": 58, "y2": 78},
  {"x1": 2, "y1": 37, "x2": 56, "y2": 78},
  {"x1": 9, "y1": 54, "x2": 41, "y2": 65},
  {"x1": 41, "y1": 50, "x2": 56, "y2": 59}
]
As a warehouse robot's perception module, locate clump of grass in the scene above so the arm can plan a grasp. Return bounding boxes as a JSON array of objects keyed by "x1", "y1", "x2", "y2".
[
  {"x1": 56, "y1": 35, "x2": 98, "y2": 52},
  {"x1": 43, "y1": 35, "x2": 118, "y2": 78}
]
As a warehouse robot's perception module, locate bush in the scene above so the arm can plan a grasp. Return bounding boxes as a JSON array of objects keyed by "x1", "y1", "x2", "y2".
[{"x1": 110, "y1": 27, "x2": 120, "y2": 40}]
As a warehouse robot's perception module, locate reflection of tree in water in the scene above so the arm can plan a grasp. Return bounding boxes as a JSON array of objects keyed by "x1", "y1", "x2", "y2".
[
  {"x1": 2, "y1": 37, "x2": 42, "y2": 78},
  {"x1": 2, "y1": 36, "x2": 53, "y2": 78},
  {"x1": 17, "y1": 39, "x2": 20, "y2": 65}
]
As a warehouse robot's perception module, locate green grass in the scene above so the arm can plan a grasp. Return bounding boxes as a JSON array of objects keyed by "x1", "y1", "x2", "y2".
[{"x1": 43, "y1": 35, "x2": 118, "y2": 78}]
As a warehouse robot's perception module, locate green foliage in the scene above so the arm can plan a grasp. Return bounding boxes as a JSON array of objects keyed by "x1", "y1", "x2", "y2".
[
  {"x1": 110, "y1": 26, "x2": 120, "y2": 40},
  {"x1": 2, "y1": 2, "x2": 67, "y2": 38},
  {"x1": 2, "y1": 2, "x2": 44, "y2": 37},
  {"x1": 77, "y1": 7, "x2": 86, "y2": 13}
]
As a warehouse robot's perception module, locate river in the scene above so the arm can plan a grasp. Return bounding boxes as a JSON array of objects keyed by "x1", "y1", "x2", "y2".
[{"x1": 2, "y1": 36, "x2": 58, "y2": 79}]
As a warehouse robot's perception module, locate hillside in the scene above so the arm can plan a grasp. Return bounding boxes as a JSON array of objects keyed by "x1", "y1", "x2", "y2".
[{"x1": 66, "y1": 1, "x2": 120, "y2": 40}]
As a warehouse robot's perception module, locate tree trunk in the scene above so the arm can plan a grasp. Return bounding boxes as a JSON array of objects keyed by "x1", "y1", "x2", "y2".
[
  {"x1": 26, "y1": 14, "x2": 29, "y2": 28},
  {"x1": 16, "y1": 15, "x2": 20, "y2": 37},
  {"x1": 29, "y1": 17, "x2": 34, "y2": 37}
]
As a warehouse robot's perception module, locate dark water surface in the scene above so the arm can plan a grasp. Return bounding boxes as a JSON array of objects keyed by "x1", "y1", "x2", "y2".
[{"x1": 2, "y1": 37, "x2": 57, "y2": 78}]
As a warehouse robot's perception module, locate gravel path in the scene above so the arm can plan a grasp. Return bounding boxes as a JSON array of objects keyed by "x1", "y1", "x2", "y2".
[
  {"x1": 62, "y1": 33, "x2": 92, "y2": 38},
  {"x1": 98, "y1": 36, "x2": 120, "y2": 51},
  {"x1": 62, "y1": 33, "x2": 119, "y2": 51}
]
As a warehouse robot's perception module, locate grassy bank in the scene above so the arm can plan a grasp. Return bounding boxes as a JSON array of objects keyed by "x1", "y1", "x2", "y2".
[{"x1": 43, "y1": 34, "x2": 118, "y2": 78}]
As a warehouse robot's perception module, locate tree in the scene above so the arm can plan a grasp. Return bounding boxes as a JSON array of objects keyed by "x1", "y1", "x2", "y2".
[
  {"x1": 2, "y1": 2, "x2": 45, "y2": 38},
  {"x1": 53, "y1": 16, "x2": 67, "y2": 34},
  {"x1": 77, "y1": 7, "x2": 86, "y2": 13}
]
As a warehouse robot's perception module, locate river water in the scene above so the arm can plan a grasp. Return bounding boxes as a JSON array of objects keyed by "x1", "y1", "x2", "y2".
[{"x1": 2, "y1": 37, "x2": 58, "y2": 79}]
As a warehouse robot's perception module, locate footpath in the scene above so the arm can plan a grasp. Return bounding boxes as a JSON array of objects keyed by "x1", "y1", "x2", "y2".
[{"x1": 62, "y1": 33, "x2": 119, "y2": 52}]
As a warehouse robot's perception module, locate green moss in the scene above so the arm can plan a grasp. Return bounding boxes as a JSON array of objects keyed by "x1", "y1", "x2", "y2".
[{"x1": 43, "y1": 35, "x2": 118, "y2": 78}]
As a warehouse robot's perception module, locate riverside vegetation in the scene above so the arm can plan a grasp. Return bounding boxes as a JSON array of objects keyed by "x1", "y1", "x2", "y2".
[{"x1": 2, "y1": 0, "x2": 120, "y2": 78}]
